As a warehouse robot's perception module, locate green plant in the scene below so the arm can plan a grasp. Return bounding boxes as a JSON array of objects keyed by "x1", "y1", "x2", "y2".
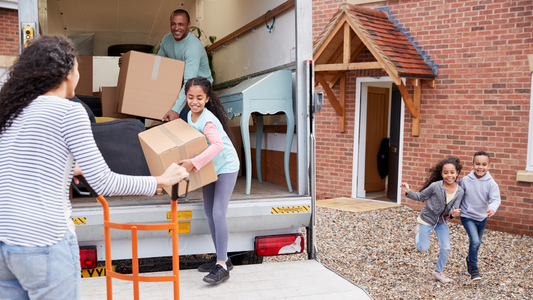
[{"x1": 190, "y1": 26, "x2": 217, "y2": 80}]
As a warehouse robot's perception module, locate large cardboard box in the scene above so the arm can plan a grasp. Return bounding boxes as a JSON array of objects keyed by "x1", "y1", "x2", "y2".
[
  {"x1": 75, "y1": 55, "x2": 93, "y2": 96},
  {"x1": 117, "y1": 51, "x2": 185, "y2": 120},
  {"x1": 100, "y1": 87, "x2": 135, "y2": 119},
  {"x1": 138, "y1": 119, "x2": 217, "y2": 196}
]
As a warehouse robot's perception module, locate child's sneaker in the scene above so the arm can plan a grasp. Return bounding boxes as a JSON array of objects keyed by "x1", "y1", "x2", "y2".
[
  {"x1": 470, "y1": 268, "x2": 481, "y2": 281},
  {"x1": 198, "y1": 257, "x2": 233, "y2": 272},
  {"x1": 465, "y1": 256, "x2": 471, "y2": 275},
  {"x1": 203, "y1": 264, "x2": 230, "y2": 284},
  {"x1": 432, "y1": 271, "x2": 453, "y2": 283},
  {"x1": 409, "y1": 224, "x2": 419, "y2": 238}
]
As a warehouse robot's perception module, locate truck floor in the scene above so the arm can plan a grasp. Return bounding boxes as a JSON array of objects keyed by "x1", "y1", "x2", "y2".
[
  {"x1": 81, "y1": 260, "x2": 372, "y2": 299},
  {"x1": 72, "y1": 176, "x2": 299, "y2": 209}
]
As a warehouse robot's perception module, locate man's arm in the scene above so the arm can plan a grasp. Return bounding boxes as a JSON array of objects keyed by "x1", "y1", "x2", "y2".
[{"x1": 170, "y1": 47, "x2": 202, "y2": 113}]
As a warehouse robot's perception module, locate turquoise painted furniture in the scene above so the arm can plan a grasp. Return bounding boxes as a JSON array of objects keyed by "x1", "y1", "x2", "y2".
[{"x1": 219, "y1": 70, "x2": 294, "y2": 195}]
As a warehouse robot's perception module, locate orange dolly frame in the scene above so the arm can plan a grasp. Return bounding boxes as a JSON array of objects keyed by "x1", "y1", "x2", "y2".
[{"x1": 77, "y1": 176, "x2": 189, "y2": 300}]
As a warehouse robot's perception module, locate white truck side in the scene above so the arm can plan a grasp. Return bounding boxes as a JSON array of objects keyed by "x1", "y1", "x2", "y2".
[{"x1": 17, "y1": 0, "x2": 316, "y2": 263}]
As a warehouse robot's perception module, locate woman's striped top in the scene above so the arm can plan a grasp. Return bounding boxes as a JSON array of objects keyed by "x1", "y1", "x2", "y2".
[{"x1": 0, "y1": 95, "x2": 157, "y2": 247}]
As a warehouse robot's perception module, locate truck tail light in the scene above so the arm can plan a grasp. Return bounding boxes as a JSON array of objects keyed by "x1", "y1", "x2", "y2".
[
  {"x1": 79, "y1": 246, "x2": 97, "y2": 269},
  {"x1": 255, "y1": 233, "x2": 304, "y2": 256}
]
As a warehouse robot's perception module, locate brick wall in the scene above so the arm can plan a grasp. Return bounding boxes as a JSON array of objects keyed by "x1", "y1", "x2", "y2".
[
  {"x1": 313, "y1": 0, "x2": 533, "y2": 236},
  {"x1": 0, "y1": 8, "x2": 19, "y2": 56}
]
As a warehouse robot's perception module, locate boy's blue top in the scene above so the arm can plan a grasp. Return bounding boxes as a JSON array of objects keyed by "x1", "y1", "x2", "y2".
[
  {"x1": 459, "y1": 170, "x2": 501, "y2": 221},
  {"x1": 158, "y1": 33, "x2": 213, "y2": 113},
  {"x1": 188, "y1": 108, "x2": 239, "y2": 175}
]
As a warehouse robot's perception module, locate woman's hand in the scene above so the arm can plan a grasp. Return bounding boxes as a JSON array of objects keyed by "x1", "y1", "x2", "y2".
[
  {"x1": 155, "y1": 163, "x2": 189, "y2": 188},
  {"x1": 178, "y1": 159, "x2": 194, "y2": 173},
  {"x1": 400, "y1": 182, "x2": 410, "y2": 194},
  {"x1": 73, "y1": 163, "x2": 83, "y2": 184},
  {"x1": 451, "y1": 206, "x2": 461, "y2": 218}
]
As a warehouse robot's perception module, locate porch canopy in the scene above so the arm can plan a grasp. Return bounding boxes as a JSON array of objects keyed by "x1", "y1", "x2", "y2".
[{"x1": 313, "y1": 4, "x2": 437, "y2": 136}]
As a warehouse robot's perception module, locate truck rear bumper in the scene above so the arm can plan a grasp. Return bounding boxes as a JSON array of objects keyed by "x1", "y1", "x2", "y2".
[{"x1": 73, "y1": 196, "x2": 311, "y2": 260}]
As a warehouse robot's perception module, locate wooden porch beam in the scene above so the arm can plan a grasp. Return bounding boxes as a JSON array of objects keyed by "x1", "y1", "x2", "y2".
[
  {"x1": 316, "y1": 74, "x2": 344, "y2": 117},
  {"x1": 343, "y1": 23, "x2": 351, "y2": 64},
  {"x1": 315, "y1": 62, "x2": 381, "y2": 72},
  {"x1": 313, "y1": 13, "x2": 346, "y2": 61},
  {"x1": 409, "y1": 79, "x2": 421, "y2": 137},
  {"x1": 397, "y1": 80, "x2": 420, "y2": 136},
  {"x1": 339, "y1": 73, "x2": 346, "y2": 132},
  {"x1": 424, "y1": 79, "x2": 435, "y2": 88}
]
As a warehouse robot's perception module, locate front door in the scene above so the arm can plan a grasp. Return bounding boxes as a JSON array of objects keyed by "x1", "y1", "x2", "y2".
[
  {"x1": 387, "y1": 86, "x2": 401, "y2": 201},
  {"x1": 364, "y1": 87, "x2": 389, "y2": 192}
]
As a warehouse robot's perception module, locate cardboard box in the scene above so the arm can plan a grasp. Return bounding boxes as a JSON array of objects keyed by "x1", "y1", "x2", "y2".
[
  {"x1": 138, "y1": 119, "x2": 217, "y2": 196},
  {"x1": 75, "y1": 55, "x2": 93, "y2": 96},
  {"x1": 100, "y1": 87, "x2": 135, "y2": 119},
  {"x1": 117, "y1": 51, "x2": 185, "y2": 120}
]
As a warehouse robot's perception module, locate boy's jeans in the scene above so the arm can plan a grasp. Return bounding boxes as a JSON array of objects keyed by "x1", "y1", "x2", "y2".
[
  {"x1": 0, "y1": 231, "x2": 81, "y2": 300},
  {"x1": 461, "y1": 217, "x2": 487, "y2": 270},
  {"x1": 416, "y1": 222, "x2": 451, "y2": 273}
]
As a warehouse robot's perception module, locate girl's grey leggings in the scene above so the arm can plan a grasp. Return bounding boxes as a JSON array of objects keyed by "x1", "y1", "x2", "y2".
[{"x1": 202, "y1": 171, "x2": 238, "y2": 262}]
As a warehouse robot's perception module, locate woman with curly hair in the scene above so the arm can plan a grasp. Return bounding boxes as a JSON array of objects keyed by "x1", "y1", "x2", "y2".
[
  {"x1": 0, "y1": 35, "x2": 188, "y2": 299},
  {"x1": 400, "y1": 157, "x2": 464, "y2": 283}
]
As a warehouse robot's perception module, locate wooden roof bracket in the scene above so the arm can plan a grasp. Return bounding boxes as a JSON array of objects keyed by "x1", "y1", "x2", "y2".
[
  {"x1": 397, "y1": 79, "x2": 421, "y2": 136},
  {"x1": 316, "y1": 73, "x2": 345, "y2": 132}
]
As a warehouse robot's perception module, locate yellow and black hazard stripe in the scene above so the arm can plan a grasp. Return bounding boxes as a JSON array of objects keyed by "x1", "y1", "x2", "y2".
[
  {"x1": 72, "y1": 217, "x2": 87, "y2": 225},
  {"x1": 271, "y1": 206, "x2": 310, "y2": 214}
]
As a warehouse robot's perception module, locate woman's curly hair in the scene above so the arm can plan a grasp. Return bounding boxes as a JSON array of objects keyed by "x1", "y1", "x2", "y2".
[
  {"x1": 421, "y1": 156, "x2": 462, "y2": 190},
  {"x1": 184, "y1": 77, "x2": 232, "y2": 139},
  {"x1": 0, "y1": 35, "x2": 76, "y2": 134}
]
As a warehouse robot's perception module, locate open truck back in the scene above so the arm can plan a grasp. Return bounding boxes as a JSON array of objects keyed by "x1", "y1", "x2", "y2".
[{"x1": 18, "y1": 0, "x2": 316, "y2": 274}]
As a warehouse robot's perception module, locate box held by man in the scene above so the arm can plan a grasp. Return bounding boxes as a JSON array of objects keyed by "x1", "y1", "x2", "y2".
[{"x1": 117, "y1": 51, "x2": 185, "y2": 120}]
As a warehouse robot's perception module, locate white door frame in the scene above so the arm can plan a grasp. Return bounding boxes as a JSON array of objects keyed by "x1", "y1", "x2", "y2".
[{"x1": 351, "y1": 77, "x2": 406, "y2": 204}]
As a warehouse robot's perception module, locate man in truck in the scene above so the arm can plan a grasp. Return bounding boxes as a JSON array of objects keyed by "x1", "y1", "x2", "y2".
[
  {"x1": 120, "y1": 9, "x2": 213, "y2": 122},
  {"x1": 160, "y1": 9, "x2": 213, "y2": 122}
]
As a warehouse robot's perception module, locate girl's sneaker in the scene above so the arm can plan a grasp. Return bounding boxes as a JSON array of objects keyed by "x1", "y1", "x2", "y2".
[
  {"x1": 203, "y1": 264, "x2": 230, "y2": 284},
  {"x1": 198, "y1": 257, "x2": 233, "y2": 272},
  {"x1": 409, "y1": 224, "x2": 419, "y2": 238},
  {"x1": 432, "y1": 271, "x2": 453, "y2": 283}
]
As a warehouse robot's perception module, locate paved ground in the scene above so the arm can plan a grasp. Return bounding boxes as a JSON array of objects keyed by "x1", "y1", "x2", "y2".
[{"x1": 81, "y1": 260, "x2": 372, "y2": 299}]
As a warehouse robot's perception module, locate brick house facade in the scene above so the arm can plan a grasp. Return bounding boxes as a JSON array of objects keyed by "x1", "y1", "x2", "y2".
[
  {"x1": 312, "y1": 0, "x2": 533, "y2": 236},
  {"x1": 0, "y1": 7, "x2": 18, "y2": 56}
]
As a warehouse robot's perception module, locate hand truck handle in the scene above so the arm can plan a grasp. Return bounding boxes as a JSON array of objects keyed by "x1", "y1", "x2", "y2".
[
  {"x1": 171, "y1": 178, "x2": 189, "y2": 201},
  {"x1": 75, "y1": 176, "x2": 99, "y2": 198}
]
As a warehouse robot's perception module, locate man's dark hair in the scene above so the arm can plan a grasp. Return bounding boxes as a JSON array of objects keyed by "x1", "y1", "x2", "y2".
[
  {"x1": 473, "y1": 151, "x2": 490, "y2": 163},
  {"x1": 170, "y1": 9, "x2": 190, "y2": 24}
]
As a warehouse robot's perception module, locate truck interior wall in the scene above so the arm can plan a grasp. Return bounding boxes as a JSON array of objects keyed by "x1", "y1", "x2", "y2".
[
  {"x1": 205, "y1": 0, "x2": 294, "y2": 84},
  {"x1": 204, "y1": 0, "x2": 296, "y2": 151},
  {"x1": 45, "y1": 0, "x2": 197, "y2": 56}
]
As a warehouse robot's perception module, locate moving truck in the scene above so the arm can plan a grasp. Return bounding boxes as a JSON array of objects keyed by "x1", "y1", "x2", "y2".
[{"x1": 17, "y1": 0, "x2": 316, "y2": 275}]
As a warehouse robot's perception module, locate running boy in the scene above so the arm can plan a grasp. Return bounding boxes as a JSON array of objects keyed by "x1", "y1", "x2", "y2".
[{"x1": 459, "y1": 151, "x2": 501, "y2": 281}]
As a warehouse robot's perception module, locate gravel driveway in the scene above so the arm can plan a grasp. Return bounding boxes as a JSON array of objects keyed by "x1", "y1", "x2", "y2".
[{"x1": 264, "y1": 206, "x2": 533, "y2": 299}]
